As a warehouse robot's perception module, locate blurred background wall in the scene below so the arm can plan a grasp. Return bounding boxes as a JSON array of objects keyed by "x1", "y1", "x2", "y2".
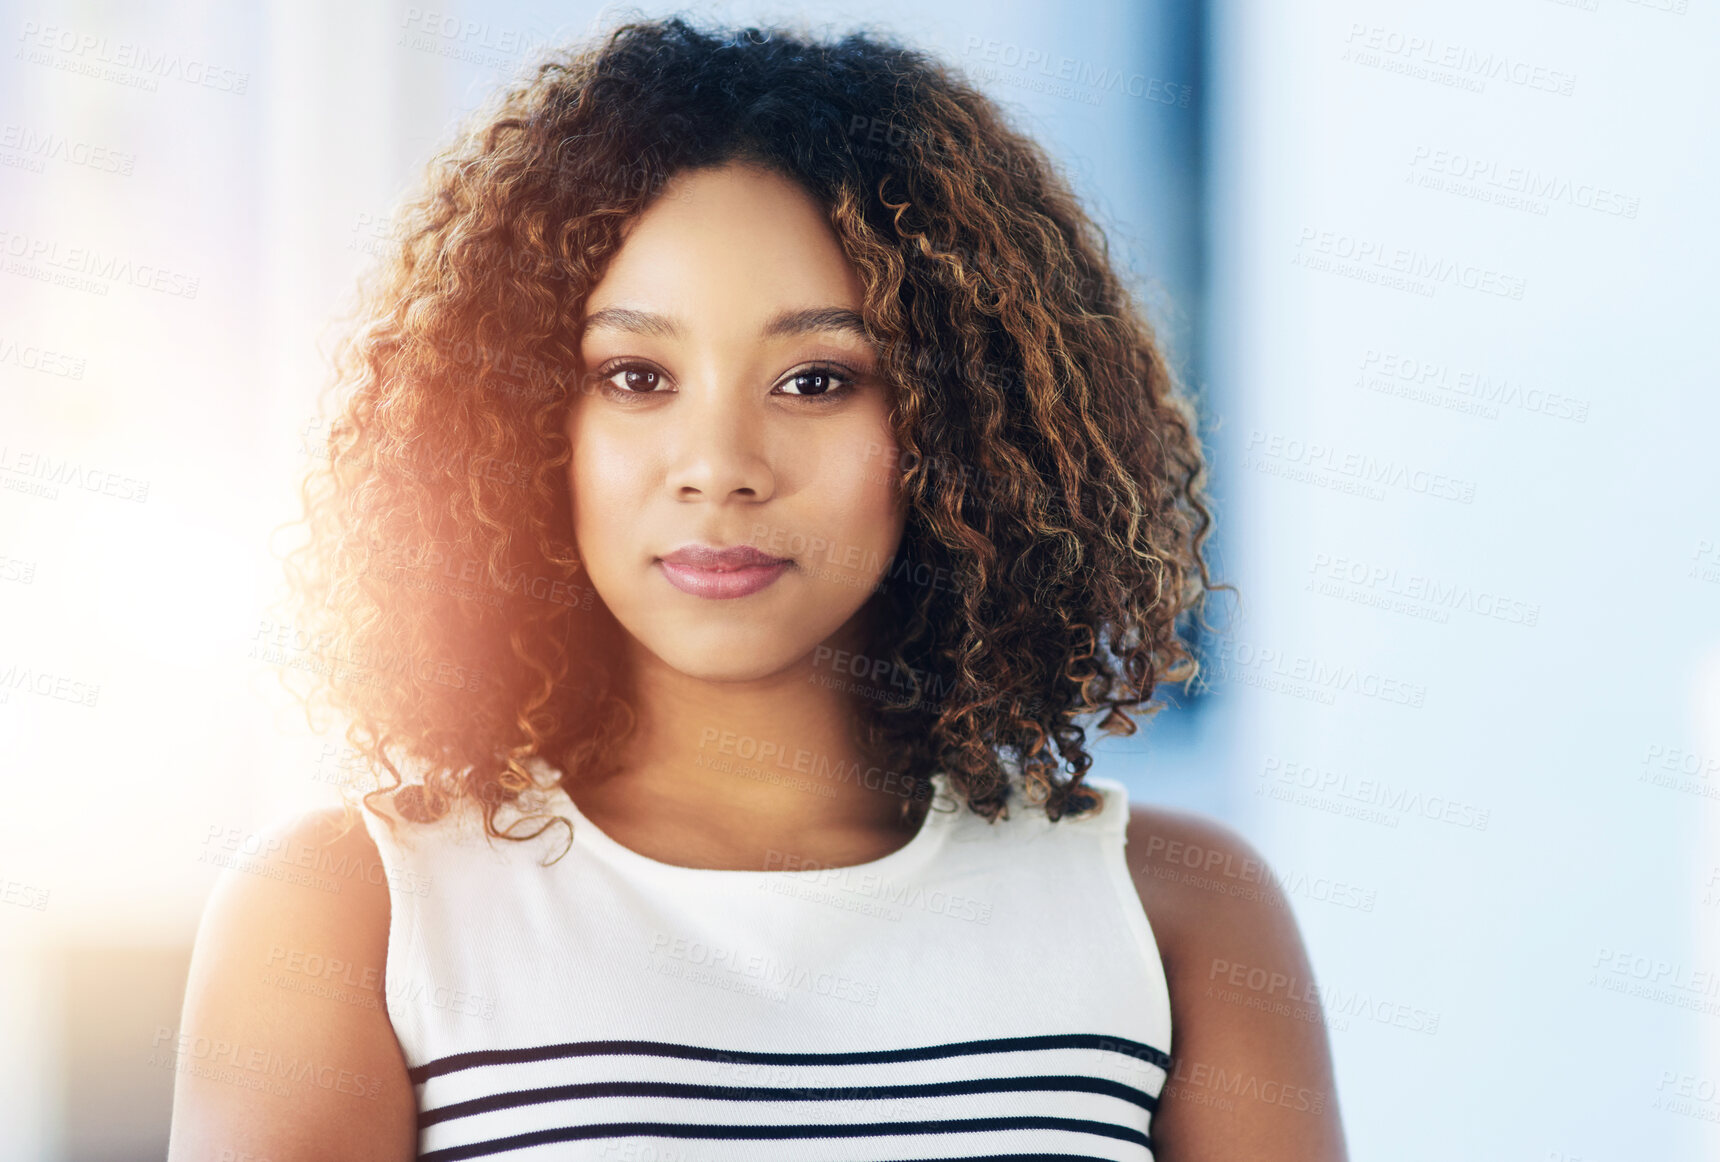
[{"x1": 1, "y1": 1, "x2": 1714, "y2": 1159}]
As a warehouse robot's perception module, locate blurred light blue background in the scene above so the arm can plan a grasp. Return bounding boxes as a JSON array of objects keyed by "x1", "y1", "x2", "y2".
[{"x1": 2, "y1": 1, "x2": 1716, "y2": 1159}]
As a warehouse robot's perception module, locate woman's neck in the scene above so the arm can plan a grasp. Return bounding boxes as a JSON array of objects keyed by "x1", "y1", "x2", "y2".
[{"x1": 566, "y1": 640, "x2": 928, "y2": 872}]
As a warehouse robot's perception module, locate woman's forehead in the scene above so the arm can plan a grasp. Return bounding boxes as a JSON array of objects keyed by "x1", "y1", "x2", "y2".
[{"x1": 581, "y1": 165, "x2": 863, "y2": 311}]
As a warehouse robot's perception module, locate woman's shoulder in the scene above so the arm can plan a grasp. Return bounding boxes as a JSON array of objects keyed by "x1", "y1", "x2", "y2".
[
  {"x1": 1118, "y1": 800, "x2": 1350, "y2": 1157},
  {"x1": 190, "y1": 803, "x2": 397, "y2": 984},
  {"x1": 168, "y1": 804, "x2": 415, "y2": 1157},
  {"x1": 1120, "y1": 801, "x2": 1293, "y2": 971}
]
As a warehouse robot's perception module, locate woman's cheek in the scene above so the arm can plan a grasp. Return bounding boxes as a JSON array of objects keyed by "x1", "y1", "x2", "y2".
[
  {"x1": 823, "y1": 424, "x2": 905, "y2": 578},
  {"x1": 569, "y1": 424, "x2": 649, "y2": 576}
]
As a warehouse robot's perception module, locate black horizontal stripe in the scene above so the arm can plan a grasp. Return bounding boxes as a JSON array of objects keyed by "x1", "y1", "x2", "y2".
[
  {"x1": 410, "y1": 1032, "x2": 1170, "y2": 1085},
  {"x1": 420, "y1": 1072, "x2": 1160, "y2": 1128},
  {"x1": 419, "y1": 1114, "x2": 1152, "y2": 1162}
]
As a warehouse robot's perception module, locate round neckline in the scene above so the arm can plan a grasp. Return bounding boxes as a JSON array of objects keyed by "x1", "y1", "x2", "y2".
[{"x1": 546, "y1": 771, "x2": 956, "y2": 881}]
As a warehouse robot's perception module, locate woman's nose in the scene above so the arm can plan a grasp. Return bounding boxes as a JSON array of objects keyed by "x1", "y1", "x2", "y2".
[{"x1": 662, "y1": 386, "x2": 777, "y2": 502}]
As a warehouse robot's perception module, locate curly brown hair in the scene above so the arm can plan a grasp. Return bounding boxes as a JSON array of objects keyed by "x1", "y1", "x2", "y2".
[{"x1": 277, "y1": 13, "x2": 1228, "y2": 857}]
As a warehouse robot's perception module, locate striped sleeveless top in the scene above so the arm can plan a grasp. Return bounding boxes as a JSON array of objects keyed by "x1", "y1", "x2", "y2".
[{"x1": 359, "y1": 759, "x2": 1174, "y2": 1161}]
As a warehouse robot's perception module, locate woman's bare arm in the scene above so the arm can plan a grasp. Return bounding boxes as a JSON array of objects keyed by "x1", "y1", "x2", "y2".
[
  {"x1": 166, "y1": 807, "x2": 417, "y2": 1160},
  {"x1": 1126, "y1": 805, "x2": 1350, "y2": 1161}
]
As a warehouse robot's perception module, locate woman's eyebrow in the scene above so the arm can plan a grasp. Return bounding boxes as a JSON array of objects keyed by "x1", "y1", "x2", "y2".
[{"x1": 579, "y1": 305, "x2": 876, "y2": 347}]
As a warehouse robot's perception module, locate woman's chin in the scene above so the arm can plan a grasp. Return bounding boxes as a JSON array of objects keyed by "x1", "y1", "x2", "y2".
[{"x1": 631, "y1": 631, "x2": 810, "y2": 685}]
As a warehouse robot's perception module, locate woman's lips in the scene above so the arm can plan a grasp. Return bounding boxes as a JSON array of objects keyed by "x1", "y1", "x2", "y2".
[
  {"x1": 656, "y1": 558, "x2": 790, "y2": 599},
  {"x1": 655, "y1": 543, "x2": 793, "y2": 600}
]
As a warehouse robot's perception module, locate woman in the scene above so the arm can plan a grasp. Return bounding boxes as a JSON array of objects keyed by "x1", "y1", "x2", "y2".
[{"x1": 170, "y1": 15, "x2": 1346, "y2": 1161}]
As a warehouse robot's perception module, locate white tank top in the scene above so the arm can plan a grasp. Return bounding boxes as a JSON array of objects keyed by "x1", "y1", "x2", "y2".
[{"x1": 360, "y1": 758, "x2": 1174, "y2": 1161}]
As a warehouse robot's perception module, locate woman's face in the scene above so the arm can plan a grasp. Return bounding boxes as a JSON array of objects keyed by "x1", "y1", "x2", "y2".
[{"x1": 566, "y1": 160, "x2": 906, "y2": 683}]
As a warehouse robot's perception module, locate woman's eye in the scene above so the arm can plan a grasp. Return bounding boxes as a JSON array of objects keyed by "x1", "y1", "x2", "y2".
[
  {"x1": 586, "y1": 363, "x2": 665, "y2": 398},
  {"x1": 583, "y1": 362, "x2": 859, "y2": 401},
  {"x1": 612, "y1": 366, "x2": 662, "y2": 393},
  {"x1": 777, "y1": 367, "x2": 855, "y2": 398}
]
